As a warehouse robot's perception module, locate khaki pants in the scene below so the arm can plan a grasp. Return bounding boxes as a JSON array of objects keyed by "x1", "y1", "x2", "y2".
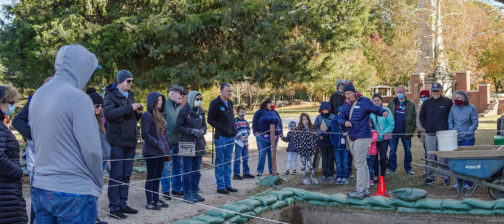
[{"x1": 349, "y1": 138, "x2": 372, "y2": 191}]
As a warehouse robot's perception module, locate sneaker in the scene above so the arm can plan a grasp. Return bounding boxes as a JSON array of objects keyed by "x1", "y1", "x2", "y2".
[
  {"x1": 121, "y1": 206, "x2": 138, "y2": 214},
  {"x1": 233, "y1": 175, "x2": 243, "y2": 180},
  {"x1": 347, "y1": 189, "x2": 366, "y2": 200},
  {"x1": 386, "y1": 170, "x2": 395, "y2": 175},
  {"x1": 291, "y1": 170, "x2": 296, "y2": 175},
  {"x1": 452, "y1": 183, "x2": 459, "y2": 189},
  {"x1": 283, "y1": 170, "x2": 290, "y2": 175},
  {"x1": 364, "y1": 190, "x2": 370, "y2": 198},
  {"x1": 444, "y1": 179, "x2": 451, "y2": 186},
  {"x1": 349, "y1": 174, "x2": 355, "y2": 179},
  {"x1": 183, "y1": 194, "x2": 197, "y2": 204},
  {"x1": 311, "y1": 176, "x2": 319, "y2": 185},
  {"x1": 226, "y1": 187, "x2": 238, "y2": 193},
  {"x1": 369, "y1": 180, "x2": 375, "y2": 186},
  {"x1": 302, "y1": 178, "x2": 310, "y2": 185},
  {"x1": 145, "y1": 202, "x2": 161, "y2": 210},
  {"x1": 172, "y1": 190, "x2": 184, "y2": 196},
  {"x1": 109, "y1": 211, "x2": 127, "y2": 219},
  {"x1": 155, "y1": 200, "x2": 169, "y2": 208},
  {"x1": 464, "y1": 184, "x2": 473, "y2": 190},
  {"x1": 320, "y1": 176, "x2": 327, "y2": 182},
  {"x1": 335, "y1": 178, "x2": 342, "y2": 185},
  {"x1": 424, "y1": 179, "x2": 435, "y2": 185},
  {"x1": 243, "y1": 174, "x2": 255, "y2": 179},
  {"x1": 407, "y1": 170, "x2": 415, "y2": 175},
  {"x1": 328, "y1": 176, "x2": 334, "y2": 182},
  {"x1": 341, "y1": 178, "x2": 349, "y2": 185},
  {"x1": 193, "y1": 192, "x2": 205, "y2": 202},
  {"x1": 162, "y1": 192, "x2": 172, "y2": 200},
  {"x1": 373, "y1": 176, "x2": 379, "y2": 182},
  {"x1": 217, "y1": 189, "x2": 230, "y2": 194}
]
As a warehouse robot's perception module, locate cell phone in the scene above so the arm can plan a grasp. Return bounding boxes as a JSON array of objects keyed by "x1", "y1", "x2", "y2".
[{"x1": 139, "y1": 105, "x2": 144, "y2": 111}]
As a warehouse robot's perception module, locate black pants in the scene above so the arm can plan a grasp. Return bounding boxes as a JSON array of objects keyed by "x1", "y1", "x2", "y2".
[
  {"x1": 321, "y1": 147, "x2": 335, "y2": 177},
  {"x1": 374, "y1": 140, "x2": 389, "y2": 176},
  {"x1": 145, "y1": 157, "x2": 165, "y2": 203}
]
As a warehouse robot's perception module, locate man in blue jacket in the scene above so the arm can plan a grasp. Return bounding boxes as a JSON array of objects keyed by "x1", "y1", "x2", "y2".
[{"x1": 337, "y1": 81, "x2": 389, "y2": 199}]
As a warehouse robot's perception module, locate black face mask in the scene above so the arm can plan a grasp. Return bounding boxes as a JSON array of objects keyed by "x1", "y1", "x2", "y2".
[{"x1": 322, "y1": 113, "x2": 330, "y2": 118}]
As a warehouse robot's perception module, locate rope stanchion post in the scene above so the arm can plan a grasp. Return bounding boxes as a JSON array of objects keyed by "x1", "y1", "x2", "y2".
[{"x1": 270, "y1": 124, "x2": 277, "y2": 176}]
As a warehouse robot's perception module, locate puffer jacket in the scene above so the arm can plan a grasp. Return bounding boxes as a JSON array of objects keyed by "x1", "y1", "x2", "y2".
[
  {"x1": 337, "y1": 96, "x2": 386, "y2": 140},
  {"x1": 176, "y1": 91, "x2": 207, "y2": 157},
  {"x1": 281, "y1": 120, "x2": 298, "y2": 152},
  {"x1": 0, "y1": 115, "x2": 28, "y2": 224},
  {"x1": 141, "y1": 92, "x2": 170, "y2": 156},
  {"x1": 370, "y1": 107, "x2": 395, "y2": 141},
  {"x1": 314, "y1": 102, "x2": 336, "y2": 148}
]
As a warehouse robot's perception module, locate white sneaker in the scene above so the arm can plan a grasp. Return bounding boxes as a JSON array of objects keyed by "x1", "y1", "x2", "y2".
[
  {"x1": 303, "y1": 178, "x2": 310, "y2": 185},
  {"x1": 335, "y1": 178, "x2": 342, "y2": 185},
  {"x1": 311, "y1": 176, "x2": 319, "y2": 185},
  {"x1": 341, "y1": 178, "x2": 349, "y2": 184}
]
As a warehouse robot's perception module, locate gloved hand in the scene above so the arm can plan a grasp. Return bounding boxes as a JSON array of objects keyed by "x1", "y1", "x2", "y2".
[{"x1": 192, "y1": 129, "x2": 204, "y2": 138}]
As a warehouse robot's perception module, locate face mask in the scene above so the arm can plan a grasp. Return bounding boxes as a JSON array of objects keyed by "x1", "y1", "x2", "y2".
[
  {"x1": 270, "y1": 105, "x2": 276, "y2": 110},
  {"x1": 397, "y1": 93, "x2": 404, "y2": 99},
  {"x1": 4, "y1": 104, "x2": 15, "y2": 116},
  {"x1": 421, "y1": 97, "x2": 427, "y2": 103},
  {"x1": 194, "y1": 100, "x2": 202, "y2": 107},
  {"x1": 454, "y1": 99, "x2": 464, "y2": 106},
  {"x1": 238, "y1": 112, "x2": 245, "y2": 118}
]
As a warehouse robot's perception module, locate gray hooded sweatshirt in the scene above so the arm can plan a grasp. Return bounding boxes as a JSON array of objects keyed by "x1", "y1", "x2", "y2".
[{"x1": 29, "y1": 44, "x2": 103, "y2": 197}]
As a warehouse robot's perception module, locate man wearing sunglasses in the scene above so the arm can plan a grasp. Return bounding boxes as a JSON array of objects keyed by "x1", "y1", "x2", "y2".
[
  {"x1": 104, "y1": 70, "x2": 143, "y2": 219},
  {"x1": 419, "y1": 83, "x2": 453, "y2": 186}
]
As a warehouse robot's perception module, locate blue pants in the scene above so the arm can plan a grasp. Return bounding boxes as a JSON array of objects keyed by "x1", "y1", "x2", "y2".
[
  {"x1": 367, "y1": 155, "x2": 376, "y2": 181},
  {"x1": 233, "y1": 143, "x2": 250, "y2": 176},
  {"x1": 389, "y1": 136, "x2": 412, "y2": 172},
  {"x1": 183, "y1": 156, "x2": 203, "y2": 193},
  {"x1": 108, "y1": 146, "x2": 135, "y2": 212},
  {"x1": 457, "y1": 138, "x2": 476, "y2": 187},
  {"x1": 161, "y1": 161, "x2": 172, "y2": 194},
  {"x1": 145, "y1": 157, "x2": 164, "y2": 203},
  {"x1": 256, "y1": 137, "x2": 278, "y2": 174},
  {"x1": 215, "y1": 136, "x2": 234, "y2": 190},
  {"x1": 31, "y1": 187, "x2": 97, "y2": 224},
  {"x1": 171, "y1": 145, "x2": 184, "y2": 192},
  {"x1": 334, "y1": 150, "x2": 349, "y2": 178}
]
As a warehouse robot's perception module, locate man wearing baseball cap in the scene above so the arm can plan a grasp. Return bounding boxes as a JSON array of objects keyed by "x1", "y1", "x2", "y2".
[{"x1": 419, "y1": 83, "x2": 453, "y2": 185}]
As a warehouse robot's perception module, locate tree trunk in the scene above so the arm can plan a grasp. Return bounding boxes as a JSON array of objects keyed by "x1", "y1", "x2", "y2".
[
  {"x1": 416, "y1": 0, "x2": 435, "y2": 75},
  {"x1": 433, "y1": 0, "x2": 453, "y2": 96}
]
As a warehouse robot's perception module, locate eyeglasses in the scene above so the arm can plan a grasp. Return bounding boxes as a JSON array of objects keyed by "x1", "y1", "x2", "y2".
[
  {"x1": 195, "y1": 98, "x2": 202, "y2": 101},
  {"x1": 95, "y1": 104, "x2": 102, "y2": 109},
  {"x1": 432, "y1": 90, "x2": 440, "y2": 93},
  {"x1": 126, "y1": 79, "x2": 134, "y2": 84}
]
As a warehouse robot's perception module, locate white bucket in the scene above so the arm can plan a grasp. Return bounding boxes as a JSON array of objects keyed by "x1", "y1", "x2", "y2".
[{"x1": 437, "y1": 130, "x2": 458, "y2": 151}]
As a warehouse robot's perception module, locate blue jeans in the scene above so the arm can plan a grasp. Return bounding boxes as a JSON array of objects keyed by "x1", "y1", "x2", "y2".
[
  {"x1": 334, "y1": 150, "x2": 349, "y2": 178},
  {"x1": 215, "y1": 136, "x2": 234, "y2": 190},
  {"x1": 367, "y1": 155, "x2": 376, "y2": 181},
  {"x1": 171, "y1": 145, "x2": 184, "y2": 192},
  {"x1": 108, "y1": 146, "x2": 135, "y2": 212},
  {"x1": 161, "y1": 161, "x2": 172, "y2": 194},
  {"x1": 233, "y1": 143, "x2": 250, "y2": 176},
  {"x1": 183, "y1": 156, "x2": 203, "y2": 193},
  {"x1": 145, "y1": 157, "x2": 164, "y2": 202},
  {"x1": 256, "y1": 137, "x2": 278, "y2": 174},
  {"x1": 457, "y1": 138, "x2": 476, "y2": 187},
  {"x1": 31, "y1": 187, "x2": 97, "y2": 224},
  {"x1": 389, "y1": 136, "x2": 412, "y2": 172}
]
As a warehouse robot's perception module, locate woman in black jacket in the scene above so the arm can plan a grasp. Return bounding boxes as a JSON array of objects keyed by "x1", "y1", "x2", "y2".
[
  {"x1": 0, "y1": 84, "x2": 27, "y2": 224},
  {"x1": 176, "y1": 91, "x2": 207, "y2": 204},
  {"x1": 141, "y1": 92, "x2": 170, "y2": 210}
]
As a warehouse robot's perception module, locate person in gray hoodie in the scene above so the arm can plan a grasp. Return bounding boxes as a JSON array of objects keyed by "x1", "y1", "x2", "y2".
[{"x1": 29, "y1": 44, "x2": 103, "y2": 223}]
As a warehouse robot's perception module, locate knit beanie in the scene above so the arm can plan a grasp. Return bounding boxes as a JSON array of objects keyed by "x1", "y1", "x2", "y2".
[
  {"x1": 86, "y1": 87, "x2": 104, "y2": 105},
  {"x1": 343, "y1": 80, "x2": 356, "y2": 93},
  {"x1": 117, "y1": 70, "x2": 133, "y2": 84}
]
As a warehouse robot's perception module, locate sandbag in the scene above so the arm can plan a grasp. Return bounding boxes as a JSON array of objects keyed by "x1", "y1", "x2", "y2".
[
  {"x1": 350, "y1": 205, "x2": 371, "y2": 210},
  {"x1": 293, "y1": 196, "x2": 304, "y2": 201},
  {"x1": 392, "y1": 188, "x2": 427, "y2": 201},
  {"x1": 462, "y1": 198, "x2": 495, "y2": 210},
  {"x1": 370, "y1": 206, "x2": 395, "y2": 211},
  {"x1": 220, "y1": 203, "x2": 251, "y2": 214},
  {"x1": 193, "y1": 215, "x2": 226, "y2": 224},
  {"x1": 468, "y1": 209, "x2": 493, "y2": 216},
  {"x1": 428, "y1": 210, "x2": 444, "y2": 214},
  {"x1": 269, "y1": 189, "x2": 294, "y2": 200},
  {"x1": 439, "y1": 209, "x2": 467, "y2": 215},
  {"x1": 205, "y1": 208, "x2": 235, "y2": 220},
  {"x1": 284, "y1": 188, "x2": 308, "y2": 198},
  {"x1": 227, "y1": 215, "x2": 248, "y2": 224},
  {"x1": 328, "y1": 193, "x2": 348, "y2": 204},
  {"x1": 397, "y1": 207, "x2": 428, "y2": 214},
  {"x1": 284, "y1": 197, "x2": 295, "y2": 206},
  {"x1": 307, "y1": 200, "x2": 328, "y2": 206},
  {"x1": 368, "y1": 196, "x2": 393, "y2": 208},
  {"x1": 414, "y1": 198, "x2": 443, "y2": 210},
  {"x1": 329, "y1": 202, "x2": 342, "y2": 207},
  {"x1": 441, "y1": 199, "x2": 472, "y2": 211},
  {"x1": 391, "y1": 198, "x2": 416, "y2": 208},
  {"x1": 237, "y1": 198, "x2": 262, "y2": 209},
  {"x1": 253, "y1": 195, "x2": 278, "y2": 206},
  {"x1": 494, "y1": 198, "x2": 504, "y2": 209},
  {"x1": 253, "y1": 206, "x2": 270, "y2": 216},
  {"x1": 493, "y1": 209, "x2": 504, "y2": 215},
  {"x1": 270, "y1": 200, "x2": 288, "y2": 210},
  {"x1": 303, "y1": 191, "x2": 328, "y2": 201},
  {"x1": 347, "y1": 197, "x2": 370, "y2": 206},
  {"x1": 172, "y1": 219, "x2": 207, "y2": 224}
]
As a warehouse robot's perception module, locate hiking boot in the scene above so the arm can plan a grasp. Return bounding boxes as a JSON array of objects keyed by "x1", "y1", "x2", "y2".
[
  {"x1": 109, "y1": 211, "x2": 127, "y2": 219},
  {"x1": 243, "y1": 174, "x2": 255, "y2": 179},
  {"x1": 155, "y1": 200, "x2": 169, "y2": 208},
  {"x1": 283, "y1": 170, "x2": 289, "y2": 175},
  {"x1": 193, "y1": 191, "x2": 205, "y2": 202},
  {"x1": 311, "y1": 176, "x2": 319, "y2": 185},
  {"x1": 226, "y1": 187, "x2": 238, "y2": 192},
  {"x1": 302, "y1": 177, "x2": 310, "y2": 185},
  {"x1": 291, "y1": 170, "x2": 296, "y2": 175},
  {"x1": 424, "y1": 179, "x2": 435, "y2": 185},
  {"x1": 347, "y1": 189, "x2": 366, "y2": 200},
  {"x1": 145, "y1": 202, "x2": 161, "y2": 211},
  {"x1": 121, "y1": 206, "x2": 138, "y2": 214},
  {"x1": 233, "y1": 175, "x2": 243, "y2": 180},
  {"x1": 217, "y1": 189, "x2": 230, "y2": 194}
]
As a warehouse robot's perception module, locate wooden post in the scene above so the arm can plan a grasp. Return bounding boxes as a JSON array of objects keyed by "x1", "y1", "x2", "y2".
[{"x1": 270, "y1": 124, "x2": 277, "y2": 176}]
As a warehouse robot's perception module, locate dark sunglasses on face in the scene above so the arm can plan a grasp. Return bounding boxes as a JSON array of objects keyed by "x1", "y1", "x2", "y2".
[
  {"x1": 195, "y1": 98, "x2": 202, "y2": 100},
  {"x1": 126, "y1": 79, "x2": 134, "y2": 84},
  {"x1": 432, "y1": 90, "x2": 440, "y2": 93},
  {"x1": 95, "y1": 104, "x2": 102, "y2": 109}
]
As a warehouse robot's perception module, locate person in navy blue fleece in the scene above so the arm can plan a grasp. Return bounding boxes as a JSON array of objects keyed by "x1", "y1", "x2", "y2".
[
  {"x1": 314, "y1": 101, "x2": 337, "y2": 182},
  {"x1": 252, "y1": 98, "x2": 282, "y2": 176},
  {"x1": 337, "y1": 81, "x2": 388, "y2": 199}
]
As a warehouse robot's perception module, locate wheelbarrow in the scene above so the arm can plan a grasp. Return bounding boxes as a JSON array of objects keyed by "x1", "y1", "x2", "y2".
[{"x1": 413, "y1": 146, "x2": 504, "y2": 199}]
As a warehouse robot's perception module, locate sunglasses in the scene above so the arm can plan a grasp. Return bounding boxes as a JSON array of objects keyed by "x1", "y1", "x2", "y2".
[
  {"x1": 126, "y1": 79, "x2": 134, "y2": 84},
  {"x1": 195, "y1": 98, "x2": 202, "y2": 101},
  {"x1": 432, "y1": 90, "x2": 440, "y2": 93},
  {"x1": 95, "y1": 104, "x2": 102, "y2": 109}
]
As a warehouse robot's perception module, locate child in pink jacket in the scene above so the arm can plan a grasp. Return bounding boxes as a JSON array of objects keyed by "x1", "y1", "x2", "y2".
[{"x1": 367, "y1": 122, "x2": 379, "y2": 186}]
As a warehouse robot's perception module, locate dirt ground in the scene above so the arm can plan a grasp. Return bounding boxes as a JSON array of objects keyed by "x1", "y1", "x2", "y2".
[{"x1": 21, "y1": 115, "x2": 502, "y2": 223}]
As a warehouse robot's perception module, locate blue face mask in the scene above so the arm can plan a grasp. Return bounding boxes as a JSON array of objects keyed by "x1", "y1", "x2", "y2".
[
  {"x1": 4, "y1": 104, "x2": 15, "y2": 116},
  {"x1": 397, "y1": 93, "x2": 404, "y2": 99},
  {"x1": 421, "y1": 97, "x2": 427, "y2": 103}
]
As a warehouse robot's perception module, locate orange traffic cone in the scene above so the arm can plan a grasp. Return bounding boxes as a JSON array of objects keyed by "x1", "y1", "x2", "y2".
[{"x1": 374, "y1": 176, "x2": 389, "y2": 197}]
